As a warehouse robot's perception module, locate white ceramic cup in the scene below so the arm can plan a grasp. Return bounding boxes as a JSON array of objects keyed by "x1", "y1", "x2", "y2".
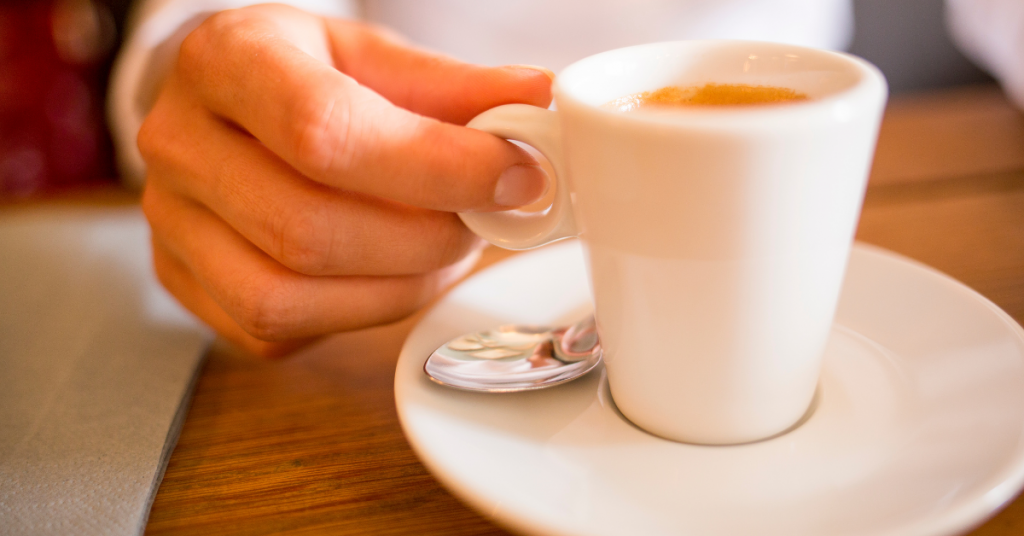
[{"x1": 461, "y1": 40, "x2": 887, "y2": 445}]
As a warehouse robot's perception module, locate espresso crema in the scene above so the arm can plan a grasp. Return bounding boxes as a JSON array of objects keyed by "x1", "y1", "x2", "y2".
[{"x1": 604, "y1": 83, "x2": 809, "y2": 111}]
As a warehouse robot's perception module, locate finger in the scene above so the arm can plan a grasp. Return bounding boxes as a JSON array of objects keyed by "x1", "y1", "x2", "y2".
[
  {"x1": 142, "y1": 182, "x2": 478, "y2": 342},
  {"x1": 176, "y1": 6, "x2": 547, "y2": 211},
  {"x1": 325, "y1": 19, "x2": 553, "y2": 124},
  {"x1": 139, "y1": 81, "x2": 483, "y2": 277},
  {"x1": 151, "y1": 238, "x2": 314, "y2": 358}
]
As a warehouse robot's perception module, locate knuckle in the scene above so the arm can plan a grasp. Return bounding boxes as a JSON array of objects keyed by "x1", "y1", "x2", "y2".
[
  {"x1": 291, "y1": 94, "x2": 358, "y2": 177},
  {"x1": 273, "y1": 206, "x2": 339, "y2": 276},
  {"x1": 176, "y1": 30, "x2": 202, "y2": 74},
  {"x1": 178, "y1": 9, "x2": 250, "y2": 83},
  {"x1": 232, "y1": 272, "x2": 300, "y2": 341},
  {"x1": 176, "y1": 22, "x2": 213, "y2": 81},
  {"x1": 136, "y1": 110, "x2": 164, "y2": 164},
  {"x1": 137, "y1": 96, "x2": 186, "y2": 170}
]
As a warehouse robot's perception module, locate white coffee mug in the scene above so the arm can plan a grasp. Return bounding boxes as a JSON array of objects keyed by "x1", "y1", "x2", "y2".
[{"x1": 461, "y1": 40, "x2": 887, "y2": 445}]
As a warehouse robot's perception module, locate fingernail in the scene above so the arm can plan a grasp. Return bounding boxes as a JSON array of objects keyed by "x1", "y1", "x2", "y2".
[
  {"x1": 494, "y1": 164, "x2": 547, "y2": 207},
  {"x1": 508, "y1": 64, "x2": 556, "y2": 82}
]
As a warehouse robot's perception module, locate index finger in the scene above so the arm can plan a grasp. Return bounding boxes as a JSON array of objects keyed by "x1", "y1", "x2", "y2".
[
  {"x1": 324, "y1": 18, "x2": 554, "y2": 125},
  {"x1": 176, "y1": 6, "x2": 547, "y2": 211}
]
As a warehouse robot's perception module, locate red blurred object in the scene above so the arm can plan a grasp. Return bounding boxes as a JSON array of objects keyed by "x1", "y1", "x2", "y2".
[{"x1": 0, "y1": 0, "x2": 116, "y2": 198}]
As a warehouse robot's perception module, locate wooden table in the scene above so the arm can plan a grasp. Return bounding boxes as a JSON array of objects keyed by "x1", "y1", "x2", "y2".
[{"x1": 139, "y1": 84, "x2": 1024, "y2": 535}]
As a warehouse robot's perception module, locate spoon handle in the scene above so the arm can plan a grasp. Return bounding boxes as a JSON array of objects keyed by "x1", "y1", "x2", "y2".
[{"x1": 553, "y1": 315, "x2": 599, "y2": 363}]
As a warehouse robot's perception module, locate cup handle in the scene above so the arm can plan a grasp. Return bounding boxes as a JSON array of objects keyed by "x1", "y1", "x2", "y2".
[{"x1": 460, "y1": 104, "x2": 578, "y2": 250}]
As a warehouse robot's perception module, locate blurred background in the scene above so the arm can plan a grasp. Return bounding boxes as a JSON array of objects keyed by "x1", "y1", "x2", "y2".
[
  {"x1": 849, "y1": 0, "x2": 993, "y2": 92},
  {"x1": 0, "y1": 0, "x2": 128, "y2": 199},
  {"x1": 0, "y1": 0, "x2": 1001, "y2": 200}
]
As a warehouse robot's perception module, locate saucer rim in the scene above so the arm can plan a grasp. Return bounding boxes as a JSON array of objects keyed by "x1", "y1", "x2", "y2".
[{"x1": 395, "y1": 241, "x2": 1024, "y2": 536}]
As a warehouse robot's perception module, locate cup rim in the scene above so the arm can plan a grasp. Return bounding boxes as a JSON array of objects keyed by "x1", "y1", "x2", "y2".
[{"x1": 552, "y1": 40, "x2": 888, "y2": 126}]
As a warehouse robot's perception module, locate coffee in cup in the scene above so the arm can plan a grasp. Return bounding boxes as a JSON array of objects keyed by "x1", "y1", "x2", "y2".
[{"x1": 604, "y1": 83, "x2": 809, "y2": 111}]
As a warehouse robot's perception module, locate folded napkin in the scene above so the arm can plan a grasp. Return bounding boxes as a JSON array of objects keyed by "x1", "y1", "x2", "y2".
[{"x1": 0, "y1": 206, "x2": 211, "y2": 535}]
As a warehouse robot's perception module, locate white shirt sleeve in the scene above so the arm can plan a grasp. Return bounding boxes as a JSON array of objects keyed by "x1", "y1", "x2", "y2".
[
  {"x1": 947, "y1": 0, "x2": 1024, "y2": 109},
  {"x1": 367, "y1": 0, "x2": 852, "y2": 73},
  {"x1": 107, "y1": 0, "x2": 357, "y2": 187}
]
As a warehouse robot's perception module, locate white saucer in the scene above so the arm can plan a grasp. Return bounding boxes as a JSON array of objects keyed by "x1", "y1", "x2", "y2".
[{"x1": 395, "y1": 241, "x2": 1024, "y2": 536}]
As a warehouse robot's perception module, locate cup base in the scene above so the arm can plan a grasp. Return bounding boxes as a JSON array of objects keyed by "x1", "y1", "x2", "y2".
[{"x1": 602, "y1": 378, "x2": 822, "y2": 446}]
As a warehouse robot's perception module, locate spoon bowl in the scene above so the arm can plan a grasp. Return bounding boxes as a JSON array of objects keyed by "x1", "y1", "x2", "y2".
[{"x1": 424, "y1": 316, "x2": 602, "y2": 392}]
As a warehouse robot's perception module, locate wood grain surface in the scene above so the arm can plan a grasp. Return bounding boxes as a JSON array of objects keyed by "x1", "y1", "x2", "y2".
[{"x1": 144, "y1": 84, "x2": 1024, "y2": 535}]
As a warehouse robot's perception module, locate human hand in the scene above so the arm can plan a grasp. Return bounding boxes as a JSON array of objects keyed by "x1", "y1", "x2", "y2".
[{"x1": 138, "y1": 4, "x2": 552, "y2": 357}]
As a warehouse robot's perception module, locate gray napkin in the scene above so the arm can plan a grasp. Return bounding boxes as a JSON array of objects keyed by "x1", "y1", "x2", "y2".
[{"x1": 0, "y1": 206, "x2": 211, "y2": 535}]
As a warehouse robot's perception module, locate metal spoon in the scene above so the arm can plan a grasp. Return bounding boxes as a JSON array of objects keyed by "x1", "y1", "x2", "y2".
[{"x1": 424, "y1": 315, "x2": 602, "y2": 392}]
